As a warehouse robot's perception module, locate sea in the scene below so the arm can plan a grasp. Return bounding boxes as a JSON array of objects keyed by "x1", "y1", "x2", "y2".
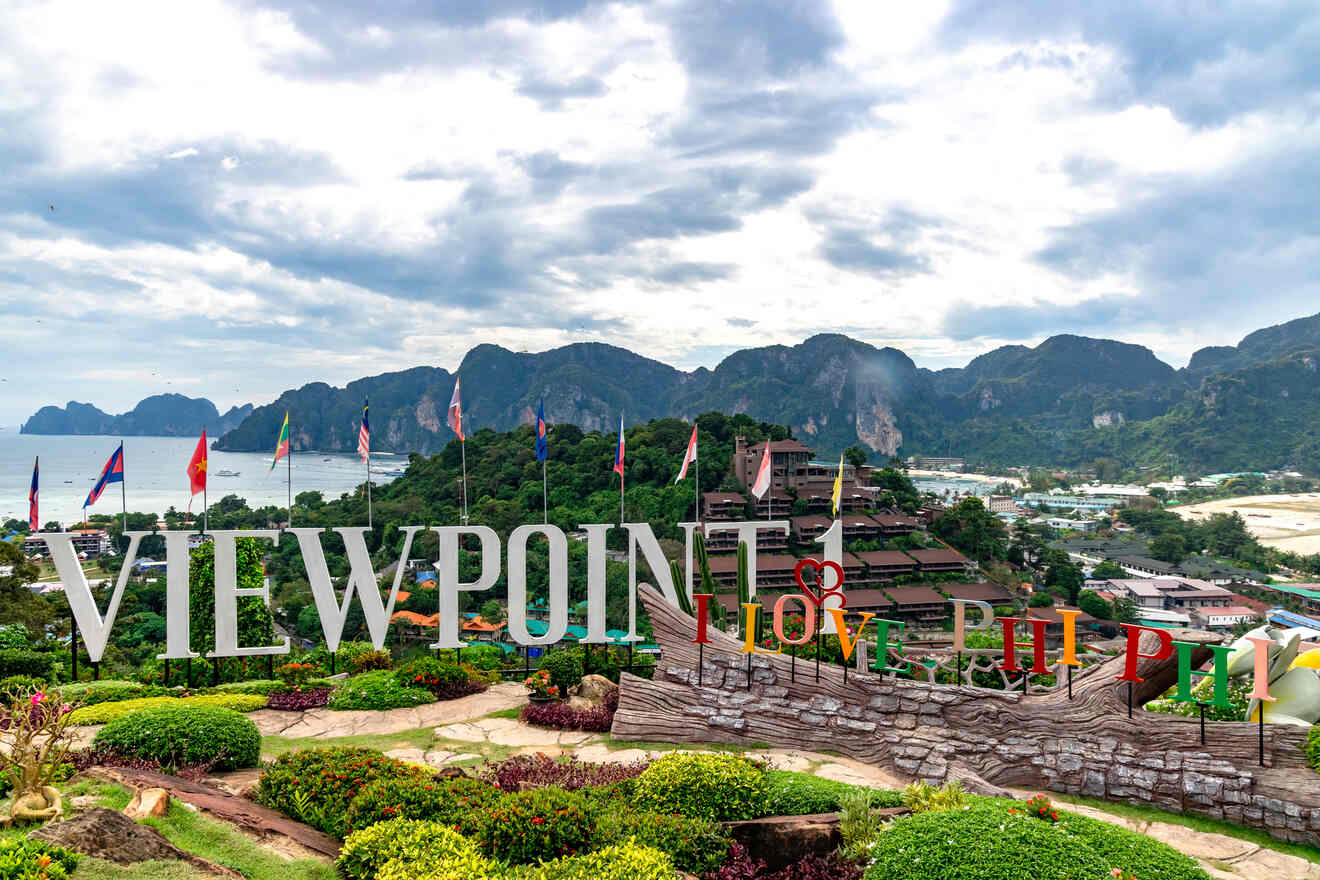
[
  {"x1": 909, "y1": 475, "x2": 998, "y2": 498},
  {"x1": 0, "y1": 433, "x2": 401, "y2": 527}
]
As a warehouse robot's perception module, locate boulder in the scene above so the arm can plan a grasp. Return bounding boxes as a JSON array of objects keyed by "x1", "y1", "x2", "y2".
[
  {"x1": 568, "y1": 674, "x2": 617, "y2": 704},
  {"x1": 123, "y1": 788, "x2": 170, "y2": 820},
  {"x1": 723, "y1": 813, "x2": 841, "y2": 871},
  {"x1": 29, "y1": 808, "x2": 242, "y2": 878}
]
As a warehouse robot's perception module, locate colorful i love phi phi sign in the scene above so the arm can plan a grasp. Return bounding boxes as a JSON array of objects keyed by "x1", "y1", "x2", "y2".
[{"x1": 30, "y1": 518, "x2": 1282, "y2": 713}]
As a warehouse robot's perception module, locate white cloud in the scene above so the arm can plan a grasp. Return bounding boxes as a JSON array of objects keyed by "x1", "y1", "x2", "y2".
[{"x1": 0, "y1": 0, "x2": 1315, "y2": 423}]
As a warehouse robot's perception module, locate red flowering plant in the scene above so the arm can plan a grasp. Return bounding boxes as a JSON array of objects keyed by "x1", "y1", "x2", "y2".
[
  {"x1": 394, "y1": 657, "x2": 485, "y2": 701},
  {"x1": 255, "y1": 747, "x2": 427, "y2": 838},
  {"x1": 524, "y1": 669, "x2": 559, "y2": 699},
  {"x1": 1110, "y1": 870, "x2": 1138, "y2": 880},
  {"x1": 468, "y1": 787, "x2": 595, "y2": 864},
  {"x1": 0, "y1": 689, "x2": 80, "y2": 823},
  {"x1": 1025, "y1": 794, "x2": 1058, "y2": 823}
]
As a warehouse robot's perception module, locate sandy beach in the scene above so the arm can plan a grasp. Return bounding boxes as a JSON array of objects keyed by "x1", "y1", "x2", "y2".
[
  {"x1": 906, "y1": 469, "x2": 1022, "y2": 488},
  {"x1": 1173, "y1": 493, "x2": 1320, "y2": 555}
]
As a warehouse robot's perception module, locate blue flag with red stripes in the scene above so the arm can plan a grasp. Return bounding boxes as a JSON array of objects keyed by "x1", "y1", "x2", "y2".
[
  {"x1": 28, "y1": 458, "x2": 38, "y2": 531},
  {"x1": 535, "y1": 398, "x2": 548, "y2": 462},
  {"x1": 85, "y1": 443, "x2": 124, "y2": 509}
]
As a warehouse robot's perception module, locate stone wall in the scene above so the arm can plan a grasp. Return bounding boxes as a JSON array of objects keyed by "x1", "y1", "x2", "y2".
[{"x1": 613, "y1": 586, "x2": 1320, "y2": 846}]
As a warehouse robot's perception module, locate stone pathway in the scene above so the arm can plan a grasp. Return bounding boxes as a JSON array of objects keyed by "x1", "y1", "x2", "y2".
[
  {"x1": 1008, "y1": 792, "x2": 1320, "y2": 880},
  {"x1": 248, "y1": 682, "x2": 526, "y2": 738}
]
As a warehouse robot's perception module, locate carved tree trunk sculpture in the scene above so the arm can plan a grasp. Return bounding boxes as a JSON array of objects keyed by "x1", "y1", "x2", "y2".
[{"x1": 613, "y1": 585, "x2": 1320, "y2": 845}]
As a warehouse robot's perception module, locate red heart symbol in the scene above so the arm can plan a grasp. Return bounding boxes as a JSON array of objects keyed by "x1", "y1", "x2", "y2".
[{"x1": 794, "y1": 558, "x2": 846, "y2": 609}]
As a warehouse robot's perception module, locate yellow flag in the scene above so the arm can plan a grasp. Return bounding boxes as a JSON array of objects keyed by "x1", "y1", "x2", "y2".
[{"x1": 831, "y1": 453, "x2": 844, "y2": 516}]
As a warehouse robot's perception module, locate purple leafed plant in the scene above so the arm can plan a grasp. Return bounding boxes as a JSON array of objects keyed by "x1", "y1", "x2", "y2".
[
  {"x1": 432, "y1": 680, "x2": 487, "y2": 701},
  {"x1": 480, "y1": 753, "x2": 648, "y2": 792},
  {"x1": 69, "y1": 748, "x2": 217, "y2": 781},
  {"x1": 264, "y1": 687, "x2": 331, "y2": 711},
  {"x1": 701, "y1": 844, "x2": 863, "y2": 880},
  {"x1": 519, "y1": 701, "x2": 614, "y2": 732},
  {"x1": 703, "y1": 842, "x2": 764, "y2": 880}
]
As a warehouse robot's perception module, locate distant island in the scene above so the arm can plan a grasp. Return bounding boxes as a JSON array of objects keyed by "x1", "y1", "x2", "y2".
[
  {"x1": 20, "y1": 394, "x2": 253, "y2": 438},
  {"x1": 21, "y1": 310, "x2": 1320, "y2": 474}
]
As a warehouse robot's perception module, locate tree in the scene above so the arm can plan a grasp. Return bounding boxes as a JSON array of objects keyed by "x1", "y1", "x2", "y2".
[
  {"x1": 1148, "y1": 487, "x2": 1169, "y2": 502},
  {"x1": 1045, "y1": 560, "x2": 1084, "y2": 605},
  {"x1": 929, "y1": 498, "x2": 1007, "y2": 563},
  {"x1": 0, "y1": 540, "x2": 52, "y2": 630},
  {"x1": 1150, "y1": 533, "x2": 1187, "y2": 565},
  {"x1": 843, "y1": 446, "x2": 868, "y2": 468},
  {"x1": 1077, "y1": 590, "x2": 1112, "y2": 620},
  {"x1": 1111, "y1": 597, "x2": 1139, "y2": 624},
  {"x1": 1028, "y1": 591, "x2": 1054, "y2": 607},
  {"x1": 480, "y1": 599, "x2": 503, "y2": 623},
  {"x1": 1090, "y1": 560, "x2": 1126, "y2": 579}
]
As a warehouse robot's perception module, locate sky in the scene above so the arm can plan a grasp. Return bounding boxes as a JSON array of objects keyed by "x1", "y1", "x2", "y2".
[{"x1": 1, "y1": 0, "x2": 1317, "y2": 425}]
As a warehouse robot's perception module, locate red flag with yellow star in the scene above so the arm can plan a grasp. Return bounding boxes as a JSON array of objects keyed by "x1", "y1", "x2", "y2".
[{"x1": 187, "y1": 430, "x2": 208, "y2": 496}]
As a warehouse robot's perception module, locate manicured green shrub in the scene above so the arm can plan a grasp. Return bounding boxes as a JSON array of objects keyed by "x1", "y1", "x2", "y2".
[
  {"x1": 0, "y1": 624, "x2": 31, "y2": 651},
  {"x1": 632, "y1": 753, "x2": 768, "y2": 821},
  {"x1": 528, "y1": 842, "x2": 674, "y2": 880},
  {"x1": 337, "y1": 819, "x2": 479, "y2": 880},
  {"x1": 456, "y1": 644, "x2": 503, "y2": 671},
  {"x1": 350, "y1": 650, "x2": 393, "y2": 673},
  {"x1": 328, "y1": 670, "x2": 433, "y2": 711},
  {"x1": 594, "y1": 808, "x2": 729, "y2": 874},
  {"x1": 763, "y1": 770, "x2": 903, "y2": 815},
  {"x1": 55, "y1": 679, "x2": 148, "y2": 705},
  {"x1": 215, "y1": 679, "x2": 285, "y2": 696},
  {"x1": 344, "y1": 774, "x2": 500, "y2": 832},
  {"x1": 257, "y1": 747, "x2": 427, "y2": 838},
  {"x1": 1305, "y1": 725, "x2": 1320, "y2": 772},
  {"x1": 376, "y1": 849, "x2": 497, "y2": 880},
  {"x1": 394, "y1": 657, "x2": 484, "y2": 700},
  {"x1": 863, "y1": 799, "x2": 1209, "y2": 880},
  {"x1": 468, "y1": 787, "x2": 595, "y2": 864},
  {"x1": 538, "y1": 649, "x2": 584, "y2": 692},
  {"x1": 0, "y1": 649, "x2": 57, "y2": 681},
  {"x1": 68, "y1": 693, "x2": 266, "y2": 725},
  {"x1": 0, "y1": 836, "x2": 79, "y2": 880},
  {"x1": 92, "y1": 705, "x2": 261, "y2": 771},
  {"x1": 900, "y1": 779, "x2": 967, "y2": 813}
]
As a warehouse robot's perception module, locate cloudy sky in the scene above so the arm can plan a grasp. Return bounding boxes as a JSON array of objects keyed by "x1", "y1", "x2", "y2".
[{"x1": 2, "y1": 0, "x2": 1317, "y2": 424}]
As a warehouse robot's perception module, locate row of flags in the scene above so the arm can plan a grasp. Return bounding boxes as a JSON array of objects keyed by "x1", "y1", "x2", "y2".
[{"x1": 23, "y1": 376, "x2": 847, "y2": 531}]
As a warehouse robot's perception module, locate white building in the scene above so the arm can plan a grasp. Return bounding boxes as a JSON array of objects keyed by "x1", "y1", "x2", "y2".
[{"x1": 1196, "y1": 606, "x2": 1261, "y2": 631}]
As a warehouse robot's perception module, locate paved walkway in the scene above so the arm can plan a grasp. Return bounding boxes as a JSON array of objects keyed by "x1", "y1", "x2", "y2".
[{"x1": 248, "y1": 682, "x2": 526, "y2": 738}]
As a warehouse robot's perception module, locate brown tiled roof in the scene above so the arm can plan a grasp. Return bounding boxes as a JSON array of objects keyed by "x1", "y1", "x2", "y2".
[
  {"x1": 706, "y1": 554, "x2": 801, "y2": 574},
  {"x1": 791, "y1": 515, "x2": 832, "y2": 529},
  {"x1": 751, "y1": 439, "x2": 814, "y2": 454},
  {"x1": 1025, "y1": 605, "x2": 1097, "y2": 625},
  {"x1": 704, "y1": 492, "x2": 747, "y2": 504},
  {"x1": 885, "y1": 585, "x2": 946, "y2": 606},
  {"x1": 853, "y1": 550, "x2": 917, "y2": 567},
  {"x1": 837, "y1": 589, "x2": 896, "y2": 609},
  {"x1": 907, "y1": 548, "x2": 970, "y2": 565},
  {"x1": 943, "y1": 582, "x2": 1014, "y2": 603},
  {"x1": 871, "y1": 514, "x2": 919, "y2": 527}
]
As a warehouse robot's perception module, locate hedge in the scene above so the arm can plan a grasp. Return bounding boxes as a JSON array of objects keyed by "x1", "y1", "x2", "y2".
[
  {"x1": 763, "y1": 770, "x2": 903, "y2": 816},
  {"x1": 632, "y1": 753, "x2": 768, "y2": 821},
  {"x1": 68, "y1": 693, "x2": 267, "y2": 725},
  {"x1": 257, "y1": 747, "x2": 427, "y2": 838},
  {"x1": 55, "y1": 680, "x2": 153, "y2": 706},
  {"x1": 91, "y1": 705, "x2": 261, "y2": 771},
  {"x1": 327, "y1": 670, "x2": 434, "y2": 711},
  {"x1": 338, "y1": 820, "x2": 479, "y2": 880},
  {"x1": 0, "y1": 649, "x2": 58, "y2": 681},
  {"x1": 863, "y1": 799, "x2": 1209, "y2": 880}
]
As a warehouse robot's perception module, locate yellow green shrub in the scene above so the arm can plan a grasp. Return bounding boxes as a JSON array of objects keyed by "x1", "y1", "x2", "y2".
[{"x1": 67, "y1": 693, "x2": 267, "y2": 725}]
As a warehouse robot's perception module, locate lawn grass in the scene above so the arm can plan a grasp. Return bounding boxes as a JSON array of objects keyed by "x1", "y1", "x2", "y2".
[
  {"x1": 261, "y1": 726, "x2": 436, "y2": 758},
  {"x1": 1, "y1": 780, "x2": 333, "y2": 880},
  {"x1": 1054, "y1": 792, "x2": 1320, "y2": 864},
  {"x1": 482, "y1": 707, "x2": 522, "y2": 720}
]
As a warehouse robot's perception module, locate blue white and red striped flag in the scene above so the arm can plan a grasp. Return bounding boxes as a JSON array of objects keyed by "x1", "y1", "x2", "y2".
[
  {"x1": 357, "y1": 398, "x2": 371, "y2": 462},
  {"x1": 613, "y1": 415, "x2": 625, "y2": 477},
  {"x1": 84, "y1": 443, "x2": 124, "y2": 509},
  {"x1": 28, "y1": 458, "x2": 38, "y2": 531},
  {"x1": 535, "y1": 398, "x2": 548, "y2": 462}
]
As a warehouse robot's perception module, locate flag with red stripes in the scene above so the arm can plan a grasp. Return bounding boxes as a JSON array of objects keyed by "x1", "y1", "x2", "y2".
[
  {"x1": 447, "y1": 378, "x2": 464, "y2": 441},
  {"x1": 357, "y1": 399, "x2": 370, "y2": 462},
  {"x1": 28, "y1": 458, "x2": 38, "y2": 531},
  {"x1": 674, "y1": 423, "x2": 697, "y2": 483}
]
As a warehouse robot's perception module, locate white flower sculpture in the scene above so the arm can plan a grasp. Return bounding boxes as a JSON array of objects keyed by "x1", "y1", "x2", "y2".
[{"x1": 1224, "y1": 624, "x2": 1320, "y2": 726}]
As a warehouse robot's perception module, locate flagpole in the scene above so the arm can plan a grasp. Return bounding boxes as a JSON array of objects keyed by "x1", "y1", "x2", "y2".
[
  {"x1": 203, "y1": 483, "x2": 208, "y2": 533},
  {"x1": 366, "y1": 446, "x2": 373, "y2": 530},
  {"x1": 460, "y1": 439, "x2": 468, "y2": 525},
  {"x1": 287, "y1": 430, "x2": 293, "y2": 528},
  {"x1": 542, "y1": 458, "x2": 548, "y2": 526},
  {"x1": 119, "y1": 442, "x2": 127, "y2": 548},
  {"x1": 694, "y1": 442, "x2": 700, "y2": 524}
]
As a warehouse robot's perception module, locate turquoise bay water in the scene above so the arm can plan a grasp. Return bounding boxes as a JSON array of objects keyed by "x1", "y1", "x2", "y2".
[{"x1": 0, "y1": 433, "x2": 400, "y2": 527}]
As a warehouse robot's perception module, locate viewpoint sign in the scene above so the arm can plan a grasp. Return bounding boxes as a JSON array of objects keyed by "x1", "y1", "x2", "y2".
[{"x1": 35, "y1": 519, "x2": 842, "y2": 664}]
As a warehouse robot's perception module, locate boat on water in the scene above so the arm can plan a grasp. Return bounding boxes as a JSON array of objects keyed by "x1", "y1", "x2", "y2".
[
  {"x1": 372, "y1": 468, "x2": 406, "y2": 477},
  {"x1": 214, "y1": 469, "x2": 240, "y2": 477}
]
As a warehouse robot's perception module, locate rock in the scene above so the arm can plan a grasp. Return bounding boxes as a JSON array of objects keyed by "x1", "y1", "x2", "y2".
[
  {"x1": 123, "y1": 788, "x2": 170, "y2": 820},
  {"x1": 66, "y1": 796, "x2": 100, "y2": 812},
  {"x1": 566, "y1": 696, "x2": 596, "y2": 711},
  {"x1": 722, "y1": 813, "x2": 841, "y2": 872},
  {"x1": 569, "y1": 674, "x2": 617, "y2": 704},
  {"x1": 29, "y1": 808, "x2": 242, "y2": 878}
]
